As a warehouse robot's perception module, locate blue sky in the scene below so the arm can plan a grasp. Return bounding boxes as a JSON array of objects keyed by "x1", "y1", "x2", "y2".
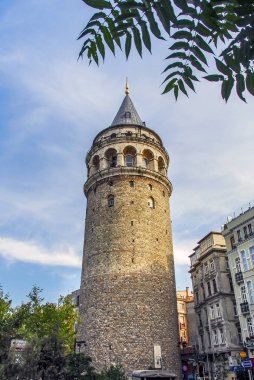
[{"x1": 0, "y1": 1, "x2": 254, "y2": 305}]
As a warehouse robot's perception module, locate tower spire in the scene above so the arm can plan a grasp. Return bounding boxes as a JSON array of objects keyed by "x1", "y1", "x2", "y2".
[{"x1": 125, "y1": 78, "x2": 129, "y2": 95}]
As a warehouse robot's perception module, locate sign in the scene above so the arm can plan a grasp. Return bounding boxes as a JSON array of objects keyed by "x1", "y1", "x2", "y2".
[
  {"x1": 242, "y1": 360, "x2": 252, "y2": 368},
  {"x1": 153, "y1": 344, "x2": 162, "y2": 369},
  {"x1": 240, "y1": 352, "x2": 247, "y2": 358}
]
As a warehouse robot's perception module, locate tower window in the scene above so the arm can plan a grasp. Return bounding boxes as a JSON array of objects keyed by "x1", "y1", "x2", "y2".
[
  {"x1": 111, "y1": 133, "x2": 117, "y2": 138},
  {"x1": 125, "y1": 112, "x2": 131, "y2": 118},
  {"x1": 148, "y1": 184, "x2": 152, "y2": 190},
  {"x1": 148, "y1": 197, "x2": 155, "y2": 208},
  {"x1": 163, "y1": 191, "x2": 165, "y2": 197},
  {"x1": 105, "y1": 148, "x2": 118, "y2": 168},
  {"x1": 126, "y1": 155, "x2": 134, "y2": 166},
  {"x1": 142, "y1": 149, "x2": 154, "y2": 170},
  {"x1": 130, "y1": 181, "x2": 134, "y2": 187},
  {"x1": 123, "y1": 146, "x2": 136, "y2": 167},
  {"x1": 131, "y1": 221, "x2": 134, "y2": 226},
  {"x1": 108, "y1": 195, "x2": 115, "y2": 207}
]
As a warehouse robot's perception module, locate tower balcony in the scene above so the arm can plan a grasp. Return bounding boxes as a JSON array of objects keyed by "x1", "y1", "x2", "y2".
[{"x1": 240, "y1": 302, "x2": 250, "y2": 314}]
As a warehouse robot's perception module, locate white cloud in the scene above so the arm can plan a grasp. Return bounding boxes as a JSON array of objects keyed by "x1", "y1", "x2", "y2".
[
  {"x1": 0, "y1": 237, "x2": 81, "y2": 267},
  {"x1": 173, "y1": 239, "x2": 197, "y2": 265}
]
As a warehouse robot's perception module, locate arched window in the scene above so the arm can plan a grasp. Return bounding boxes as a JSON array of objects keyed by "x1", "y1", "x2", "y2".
[
  {"x1": 108, "y1": 195, "x2": 115, "y2": 207},
  {"x1": 92, "y1": 155, "x2": 100, "y2": 171},
  {"x1": 148, "y1": 184, "x2": 152, "y2": 190},
  {"x1": 111, "y1": 133, "x2": 117, "y2": 139},
  {"x1": 142, "y1": 149, "x2": 154, "y2": 170},
  {"x1": 123, "y1": 146, "x2": 136, "y2": 167},
  {"x1": 105, "y1": 148, "x2": 117, "y2": 168},
  {"x1": 148, "y1": 197, "x2": 155, "y2": 208},
  {"x1": 158, "y1": 156, "x2": 166, "y2": 174}
]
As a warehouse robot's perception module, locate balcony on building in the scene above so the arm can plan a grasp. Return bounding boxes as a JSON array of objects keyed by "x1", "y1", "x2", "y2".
[
  {"x1": 240, "y1": 302, "x2": 250, "y2": 314},
  {"x1": 235, "y1": 271, "x2": 244, "y2": 284}
]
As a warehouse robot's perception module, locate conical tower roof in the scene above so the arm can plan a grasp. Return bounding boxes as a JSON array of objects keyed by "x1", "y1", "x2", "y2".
[{"x1": 111, "y1": 88, "x2": 144, "y2": 127}]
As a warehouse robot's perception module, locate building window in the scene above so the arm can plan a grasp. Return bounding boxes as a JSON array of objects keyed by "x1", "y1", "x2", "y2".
[
  {"x1": 235, "y1": 257, "x2": 242, "y2": 272},
  {"x1": 142, "y1": 149, "x2": 154, "y2": 170},
  {"x1": 108, "y1": 195, "x2": 115, "y2": 207},
  {"x1": 248, "y1": 224, "x2": 253, "y2": 235},
  {"x1": 123, "y1": 146, "x2": 136, "y2": 167},
  {"x1": 241, "y1": 250, "x2": 249, "y2": 271},
  {"x1": 247, "y1": 317, "x2": 254, "y2": 337},
  {"x1": 247, "y1": 280, "x2": 254, "y2": 303},
  {"x1": 148, "y1": 184, "x2": 152, "y2": 190},
  {"x1": 129, "y1": 181, "x2": 134, "y2": 187},
  {"x1": 105, "y1": 148, "x2": 118, "y2": 168},
  {"x1": 143, "y1": 158, "x2": 148, "y2": 168},
  {"x1": 250, "y1": 246, "x2": 254, "y2": 267},
  {"x1": 111, "y1": 133, "x2": 117, "y2": 138},
  {"x1": 210, "y1": 305, "x2": 215, "y2": 319},
  {"x1": 216, "y1": 303, "x2": 221, "y2": 317},
  {"x1": 241, "y1": 285, "x2": 247, "y2": 302},
  {"x1": 237, "y1": 229, "x2": 242, "y2": 242},
  {"x1": 244, "y1": 226, "x2": 248, "y2": 239},
  {"x1": 210, "y1": 259, "x2": 215, "y2": 272},
  {"x1": 204, "y1": 263, "x2": 209, "y2": 275},
  {"x1": 126, "y1": 154, "x2": 134, "y2": 166},
  {"x1": 213, "y1": 330, "x2": 218, "y2": 345},
  {"x1": 233, "y1": 301, "x2": 238, "y2": 316},
  {"x1": 237, "y1": 326, "x2": 243, "y2": 343},
  {"x1": 207, "y1": 281, "x2": 212, "y2": 296},
  {"x1": 213, "y1": 279, "x2": 217, "y2": 293},
  {"x1": 148, "y1": 197, "x2": 155, "y2": 208},
  {"x1": 230, "y1": 235, "x2": 236, "y2": 250},
  {"x1": 219, "y1": 328, "x2": 225, "y2": 344}
]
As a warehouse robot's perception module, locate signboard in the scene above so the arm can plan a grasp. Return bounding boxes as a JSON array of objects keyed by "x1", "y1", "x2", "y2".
[
  {"x1": 153, "y1": 344, "x2": 162, "y2": 369},
  {"x1": 242, "y1": 361, "x2": 252, "y2": 368}
]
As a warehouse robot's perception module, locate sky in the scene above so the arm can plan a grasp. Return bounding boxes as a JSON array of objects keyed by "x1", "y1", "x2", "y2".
[{"x1": 0, "y1": 0, "x2": 253, "y2": 305}]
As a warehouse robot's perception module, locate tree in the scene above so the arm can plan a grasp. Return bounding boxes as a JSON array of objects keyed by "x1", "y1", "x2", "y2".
[
  {"x1": 66, "y1": 352, "x2": 98, "y2": 379},
  {"x1": 100, "y1": 365, "x2": 127, "y2": 380},
  {"x1": 78, "y1": 0, "x2": 254, "y2": 102}
]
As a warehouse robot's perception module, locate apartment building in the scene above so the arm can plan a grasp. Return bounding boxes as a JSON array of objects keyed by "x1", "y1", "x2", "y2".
[
  {"x1": 222, "y1": 206, "x2": 254, "y2": 361},
  {"x1": 189, "y1": 232, "x2": 242, "y2": 380}
]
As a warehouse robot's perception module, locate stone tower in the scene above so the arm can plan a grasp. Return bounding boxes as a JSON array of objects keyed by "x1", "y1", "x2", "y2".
[{"x1": 79, "y1": 85, "x2": 181, "y2": 377}]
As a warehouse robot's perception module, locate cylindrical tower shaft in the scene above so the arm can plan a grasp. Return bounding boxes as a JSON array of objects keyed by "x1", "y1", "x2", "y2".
[{"x1": 79, "y1": 92, "x2": 181, "y2": 377}]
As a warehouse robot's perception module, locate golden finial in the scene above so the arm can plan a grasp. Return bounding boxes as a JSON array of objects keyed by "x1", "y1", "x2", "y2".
[{"x1": 125, "y1": 78, "x2": 129, "y2": 95}]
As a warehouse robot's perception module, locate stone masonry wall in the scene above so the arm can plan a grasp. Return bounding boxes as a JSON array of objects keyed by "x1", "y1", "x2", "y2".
[{"x1": 79, "y1": 172, "x2": 181, "y2": 377}]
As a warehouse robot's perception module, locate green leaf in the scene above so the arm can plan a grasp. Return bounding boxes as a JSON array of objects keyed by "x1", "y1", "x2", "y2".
[
  {"x1": 171, "y1": 30, "x2": 193, "y2": 40},
  {"x1": 189, "y1": 56, "x2": 207, "y2": 73},
  {"x1": 182, "y1": 75, "x2": 196, "y2": 92},
  {"x1": 236, "y1": 73, "x2": 246, "y2": 102},
  {"x1": 174, "y1": 85, "x2": 179, "y2": 100},
  {"x1": 132, "y1": 26, "x2": 142, "y2": 57},
  {"x1": 195, "y1": 35, "x2": 214, "y2": 54},
  {"x1": 178, "y1": 79, "x2": 188, "y2": 97},
  {"x1": 176, "y1": 19, "x2": 194, "y2": 28},
  {"x1": 161, "y1": 0, "x2": 177, "y2": 23},
  {"x1": 78, "y1": 28, "x2": 96, "y2": 40},
  {"x1": 215, "y1": 58, "x2": 231, "y2": 76},
  {"x1": 221, "y1": 76, "x2": 234, "y2": 102},
  {"x1": 125, "y1": 32, "x2": 132, "y2": 59},
  {"x1": 82, "y1": 0, "x2": 112, "y2": 10},
  {"x1": 169, "y1": 41, "x2": 188, "y2": 50},
  {"x1": 165, "y1": 52, "x2": 188, "y2": 60},
  {"x1": 246, "y1": 71, "x2": 254, "y2": 96},
  {"x1": 89, "y1": 11, "x2": 107, "y2": 22},
  {"x1": 196, "y1": 22, "x2": 211, "y2": 37},
  {"x1": 163, "y1": 62, "x2": 185, "y2": 73},
  {"x1": 100, "y1": 25, "x2": 115, "y2": 54},
  {"x1": 191, "y1": 46, "x2": 208, "y2": 65},
  {"x1": 141, "y1": 22, "x2": 151, "y2": 53},
  {"x1": 145, "y1": 9, "x2": 164, "y2": 40},
  {"x1": 204, "y1": 74, "x2": 224, "y2": 82},
  {"x1": 153, "y1": 2, "x2": 170, "y2": 36},
  {"x1": 161, "y1": 78, "x2": 177, "y2": 94},
  {"x1": 161, "y1": 71, "x2": 181, "y2": 85},
  {"x1": 95, "y1": 34, "x2": 105, "y2": 60}
]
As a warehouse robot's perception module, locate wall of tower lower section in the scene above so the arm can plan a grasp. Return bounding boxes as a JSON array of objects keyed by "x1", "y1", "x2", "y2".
[{"x1": 79, "y1": 174, "x2": 181, "y2": 377}]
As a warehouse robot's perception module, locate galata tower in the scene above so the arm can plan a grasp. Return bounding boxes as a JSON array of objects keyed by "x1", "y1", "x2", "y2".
[{"x1": 79, "y1": 84, "x2": 181, "y2": 377}]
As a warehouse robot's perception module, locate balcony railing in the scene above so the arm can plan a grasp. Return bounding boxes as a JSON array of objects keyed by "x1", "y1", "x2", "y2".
[
  {"x1": 240, "y1": 301, "x2": 250, "y2": 314},
  {"x1": 235, "y1": 271, "x2": 244, "y2": 284}
]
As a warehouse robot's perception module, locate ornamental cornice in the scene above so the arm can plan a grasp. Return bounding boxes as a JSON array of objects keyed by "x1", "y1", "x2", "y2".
[{"x1": 83, "y1": 166, "x2": 173, "y2": 196}]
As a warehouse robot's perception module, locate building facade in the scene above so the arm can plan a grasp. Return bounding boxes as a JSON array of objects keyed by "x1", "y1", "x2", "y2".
[
  {"x1": 78, "y1": 87, "x2": 181, "y2": 377},
  {"x1": 189, "y1": 232, "x2": 242, "y2": 380},
  {"x1": 176, "y1": 288, "x2": 194, "y2": 346},
  {"x1": 222, "y1": 206, "x2": 254, "y2": 360}
]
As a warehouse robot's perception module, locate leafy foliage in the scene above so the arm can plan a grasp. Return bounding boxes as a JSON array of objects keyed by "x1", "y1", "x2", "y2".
[
  {"x1": 78, "y1": 0, "x2": 254, "y2": 101},
  {"x1": 100, "y1": 364, "x2": 127, "y2": 380}
]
